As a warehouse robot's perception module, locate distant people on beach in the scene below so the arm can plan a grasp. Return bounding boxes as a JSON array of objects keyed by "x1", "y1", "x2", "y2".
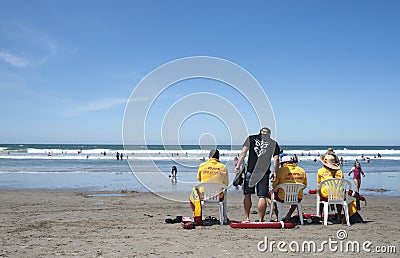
[
  {"x1": 348, "y1": 161, "x2": 365, "y2": 194},
  {"x1": 171, "y1": 166, "x2": 177, "y2": 182},
  {"x1": 116, "y1": 152, "x2": 120, "y2": 160},
  {"x1": 292, "y1": 154, "x2": 299, "y2": 164},
  {"x1": 235, "y1": 127, "x2": 280, "y2": 223}
]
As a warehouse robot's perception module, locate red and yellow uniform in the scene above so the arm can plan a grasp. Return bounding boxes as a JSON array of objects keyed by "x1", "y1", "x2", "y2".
[
  {"x1": 273, "y1": 164, "x2": 307, "y2": 200},
  {"x1": 317, "y1": 167, "x2": 344, "y2": 198},
  {"x1": 191, "y1": 158, "x2": 228, "y2": 226}
]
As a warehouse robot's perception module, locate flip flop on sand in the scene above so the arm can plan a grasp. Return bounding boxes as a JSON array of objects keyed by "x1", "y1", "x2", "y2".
[
  {"x1": 165, "y1": 215, "x2": 183, "y2": 224},
  {"x1": 241, "y1": 219, "x2": 251, "y2": 223}
]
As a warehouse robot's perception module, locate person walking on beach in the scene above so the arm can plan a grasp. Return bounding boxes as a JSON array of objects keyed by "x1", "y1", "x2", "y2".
[
  {"x1": 234, "y1": 127, "x2": 280, "y2": 222},
  {"x1": 348, "y1": 161, "x2": 365, "y2": 194},
  {"x1": 317, "y1": 154, "x2": 344, "y2": 222},
  {"x1": 271, "y1": 155, "x2": 307, "y2": 221},
  {"x1": 171, "y1": 166, "x2": 178, "y2": 182},
  {"x1": 292, "y1": 154, "x2": 299, "y2": 164}
]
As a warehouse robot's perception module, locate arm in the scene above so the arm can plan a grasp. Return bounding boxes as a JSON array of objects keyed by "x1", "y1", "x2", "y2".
[
  {"x1": 272, "y1": 169, "x2": 279, "y2": 189},
  {"x1": 234, "y1": 145, "x2": 248, "y2": 173},
  {"x1": 197, "y1": 166, "x2": 202, "y2": 182},
  {"x1": 348, "y1": 167, "x2": 354, "y2": 176},
  {"x1": 273, "y1": 154, "x2": 279, "y2": 174},
  {"x1": 222, "y1": 166, "x2": 229, "y2": 186},
  {"x1": 270, "y1": 154, "x2": 280, "y2": 180}
]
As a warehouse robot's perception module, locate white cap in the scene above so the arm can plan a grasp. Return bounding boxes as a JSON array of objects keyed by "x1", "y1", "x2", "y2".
[{"x1": 281, "y1": 155, "x2": 292, "y2": 163}]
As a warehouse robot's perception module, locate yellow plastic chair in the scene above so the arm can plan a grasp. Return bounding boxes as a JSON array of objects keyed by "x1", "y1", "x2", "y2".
[
  {"x1": 195, "y1": 182, "x2": 227, "y2": 225},
  {"x1": 269, "y1": 183, "x2": 306, "y2": 225},
  {"x1": 317, "y1": 178, "x2": 352, "y2": 226}
]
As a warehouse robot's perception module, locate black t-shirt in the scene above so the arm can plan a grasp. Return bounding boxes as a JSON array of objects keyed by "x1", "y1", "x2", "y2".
[{"x1": 244, "y1": 133, "x2": 280, "y2": 173}]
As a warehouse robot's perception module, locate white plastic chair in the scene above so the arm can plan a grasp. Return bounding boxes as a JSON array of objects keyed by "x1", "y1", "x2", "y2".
[
  {"x1": 195, "y1": 182, "x2": 227, "y2": 225},
  {"x1": 316, "y1": 178, "x2": 352, "y2": 226},
  {"x1": 269, "y1": 183, "x2": 306, "y2": 225}
]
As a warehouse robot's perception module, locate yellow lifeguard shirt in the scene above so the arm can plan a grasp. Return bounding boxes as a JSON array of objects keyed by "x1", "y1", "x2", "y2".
[
  {"x1": 273, "y1": 164, "x2": 307, "y2": 200},
  {"x1": 317, "y1": 167, "x2": 344, "y2": 198},
  {"x1": 197, "y1": 158, "x2": 228, "y2": 186}
]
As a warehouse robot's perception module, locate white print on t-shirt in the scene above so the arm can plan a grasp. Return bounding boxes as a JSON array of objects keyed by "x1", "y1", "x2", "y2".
[{"x1": 254, "y1": 138, "x2": 269, "y2": 157}]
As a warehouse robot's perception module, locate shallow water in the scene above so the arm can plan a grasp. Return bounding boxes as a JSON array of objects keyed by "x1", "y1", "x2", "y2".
[{"x1": 0, "y1": 144, "x2": 399, "y2": 196}]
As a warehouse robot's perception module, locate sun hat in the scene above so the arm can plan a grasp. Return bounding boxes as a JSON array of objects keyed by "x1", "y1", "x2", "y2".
[
  {"x1": 320, "y1": 154, "x2": 340, "y2": 170},
  {"x1": 326, "y1": 148, "x2": 335, "y2": 155}
]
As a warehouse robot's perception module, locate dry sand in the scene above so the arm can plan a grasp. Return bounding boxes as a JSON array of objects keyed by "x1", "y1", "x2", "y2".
[{"x1": 1, "y1": 190, "x2": 399, "y2": 257}]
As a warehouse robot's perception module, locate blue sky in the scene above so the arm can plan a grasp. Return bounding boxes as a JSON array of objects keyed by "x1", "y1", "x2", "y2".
[{"x1": 0, "y1": 0, "x2": 399, "y2": 145}]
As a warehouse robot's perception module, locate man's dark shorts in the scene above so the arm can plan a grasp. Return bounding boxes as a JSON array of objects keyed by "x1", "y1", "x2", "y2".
[{"x1": 243, "y1": 171, "x2": 269, "y2": 197}]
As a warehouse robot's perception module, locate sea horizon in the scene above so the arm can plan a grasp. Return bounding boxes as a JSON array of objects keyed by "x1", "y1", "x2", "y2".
[{"x1": 1, "y1": 143, "x2": 399, "y2": 196}]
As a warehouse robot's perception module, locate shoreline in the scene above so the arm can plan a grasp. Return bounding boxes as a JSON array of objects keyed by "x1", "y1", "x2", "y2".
[{"x1": 1, "y1": 189, "x2": 399, "y2": 257}]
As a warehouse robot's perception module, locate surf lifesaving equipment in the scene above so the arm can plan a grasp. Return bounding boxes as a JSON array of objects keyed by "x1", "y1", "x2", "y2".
[
  {"x1": 189, "y1": 186, "x2": 202, "y2": 226},
  {"x1": 230, "y1": 221, "x2": 295, "y2": 229}
]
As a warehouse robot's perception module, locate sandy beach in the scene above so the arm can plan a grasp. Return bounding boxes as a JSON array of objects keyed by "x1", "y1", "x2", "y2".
[{"x1": 0, "y1": 190, "x2": 398, "y2": 257}]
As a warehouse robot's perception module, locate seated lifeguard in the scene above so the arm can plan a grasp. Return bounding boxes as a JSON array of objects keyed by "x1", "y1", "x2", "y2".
[
  {"x1": 190, "y1": 149, "x2": 228, "y2": 225},
  {"x1": 317, "y1": 154, "x2": 344, "y2": 220},
  {"x1": 271, "y1": 155, "x2": 307, "y2": 220}
]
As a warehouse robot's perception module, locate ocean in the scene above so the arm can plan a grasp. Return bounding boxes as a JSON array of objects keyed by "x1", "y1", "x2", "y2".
[{"x1": 0, "y1": 144, "x2": 399, "y2": 197}]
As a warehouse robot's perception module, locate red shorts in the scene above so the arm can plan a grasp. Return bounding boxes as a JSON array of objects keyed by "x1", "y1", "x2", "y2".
[{"x1": 319, "y1": 196, "x2": 328, "y2": 202}]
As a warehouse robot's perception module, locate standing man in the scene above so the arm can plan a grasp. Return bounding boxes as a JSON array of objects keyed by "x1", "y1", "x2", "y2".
[{"x1": 235, "y1": 127, "x2": 280, "y2": 222}]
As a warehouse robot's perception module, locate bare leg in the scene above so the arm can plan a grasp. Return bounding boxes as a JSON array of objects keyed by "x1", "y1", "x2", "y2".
[
  {"x1": 354, "y1": 179, "x2": 360, "y2": 193},
  {"x1": 244, "y1": 194, "x2": 252, "y2": 221},
  {"x1": 258, "y1": 197, "x2": 267, "y2": 222},
  {"x1": 336, "y1": 204, "x2": 343, "y2": 222},
  {"x1": 285, "y1": 204, "x2": 297, "y2": 219}
]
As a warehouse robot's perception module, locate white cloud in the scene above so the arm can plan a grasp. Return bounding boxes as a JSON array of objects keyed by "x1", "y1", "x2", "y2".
[
  {"x1": 85, "y1": 97, "x2": 128, "y2": 111},
  {"x1": 0, "y1": 52, "x2": 29, "y2": 67}
]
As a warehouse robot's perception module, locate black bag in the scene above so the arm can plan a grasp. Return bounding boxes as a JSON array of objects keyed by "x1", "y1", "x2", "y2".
[{"x1": 233, "y1": 167, "x2": 246, "y2": 186}]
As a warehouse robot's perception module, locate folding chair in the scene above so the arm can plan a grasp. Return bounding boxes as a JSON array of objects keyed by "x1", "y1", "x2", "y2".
[
  {"x1": 317, "y1": 178, "x2": 352, "y2": 226},
  {"x1": 195, "y1": 182, "x2": 227, "y2": 225},
  {"x1": 269, "y1": 183, "x2": 306, "y2": 225}
]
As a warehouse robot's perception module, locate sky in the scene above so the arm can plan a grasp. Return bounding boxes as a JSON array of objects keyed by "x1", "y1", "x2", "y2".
[{"x1": 0, "y1": 0, "x2": 399, "y2": 145}]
